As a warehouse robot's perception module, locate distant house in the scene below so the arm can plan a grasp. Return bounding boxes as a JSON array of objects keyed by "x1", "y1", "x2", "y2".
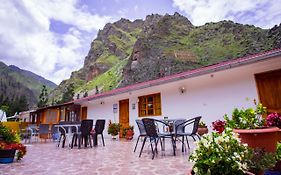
[
  {"x1": 32, "y1": 49, "x2": 281, "y2": 137},
  {"x1": 30, "y1": 102, "x2": 83, "y2": 124}
]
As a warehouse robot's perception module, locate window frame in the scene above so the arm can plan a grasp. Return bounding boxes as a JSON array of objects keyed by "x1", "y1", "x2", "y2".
[{"x1": 138, "y1": 93, "x2": 162, "y2": 117}]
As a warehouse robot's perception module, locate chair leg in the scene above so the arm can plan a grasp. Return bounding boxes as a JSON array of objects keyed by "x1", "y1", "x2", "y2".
[
  {"x1": 134, "y1": 135, "x2": 140, "y2": 152},
  {"x1": 186, "y1": 136, "x2": 190, "y2": 149},
  {"x1": 150, "y1": 138, "x2": 155, "y2": 160},
  {"x1": 78, "y1": 135, "x2": 81, "y2": 149},
  {"x1": 182, "y1": 136, "x2": 185, "y2": 152},
  {"x1": 139, "y1": 137, "x2": 147, "y2": 158},
  {"x1": 89, "y1": 135, "x2": 92, "y2": 148},
  {"x1": 57, "y1": 135, "x2": 62, "y2": 147},
  {"x1": 71, "y1": 134, "x2": 76, "y2": 149},
  {"x1": 101, "y1": 134, "x2": 105, "y2": 146},
  {"x1": 62, "y1": 135, "x2": 66, "y2": 148},
  {"x1": 191, "y1": 135, "x2": 196, "y2": 141}
]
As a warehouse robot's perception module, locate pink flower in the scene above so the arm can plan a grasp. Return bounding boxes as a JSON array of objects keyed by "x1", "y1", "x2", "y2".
[{"x1": 266, "y1": 112, "x2": 281, "y2": 128}]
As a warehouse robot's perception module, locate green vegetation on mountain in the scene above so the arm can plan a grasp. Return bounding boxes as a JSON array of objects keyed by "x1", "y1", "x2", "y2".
[
  {"x1": 0, "y1": 61, "x2": 57, "y2": 115},
  {"x1": 50, "y1": 12, "x2": 281, "y2": 101}
]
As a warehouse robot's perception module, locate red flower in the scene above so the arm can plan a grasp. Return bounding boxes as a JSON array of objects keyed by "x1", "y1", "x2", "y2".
[
  {"x1": 212, "y1": 120, "x2": 226, "y2": 134},
  {"x1": 0, "y1": 142, "x2": 26, "y2": 160}
]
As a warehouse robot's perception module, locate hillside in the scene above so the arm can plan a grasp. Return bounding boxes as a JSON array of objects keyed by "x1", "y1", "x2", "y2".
[
  {"x1": 50, "y1": 12, "x2": 281, "y2": 100},
  {"x1": 0, "y1": 61, "x2": 57, "y2": 108}
]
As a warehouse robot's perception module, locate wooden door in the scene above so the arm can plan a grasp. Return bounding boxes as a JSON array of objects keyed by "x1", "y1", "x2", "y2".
[
  {"x1": 81, "y1": 107, "x2": 88, "y2": 120},
  {"x1": 255, "y1": 69, "x2": 281, "y2": 113},
  {"x1": 119, "y1": 99, "x2": 129, "y2": 137}
]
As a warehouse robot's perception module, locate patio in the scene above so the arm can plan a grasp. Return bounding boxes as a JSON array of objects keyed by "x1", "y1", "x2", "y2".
[{"x1": 0, "y1": 138, "x2": 194, "y2": 175}]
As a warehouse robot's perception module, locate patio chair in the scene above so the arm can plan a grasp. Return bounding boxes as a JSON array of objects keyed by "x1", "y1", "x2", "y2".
[
  {"x1": 57, "y1": 122, "x2": 67, "y2": 148},
  {"x1": 39, "y1": 124, "x2": 51, "y2": 141},
  {"x1": 50, "y1": 124, "x2": 60, "y2": 141},
  {"x1": 25, "y1": 124, "x2": 39, "y2": 143},
  {"x1": 133, "y1": 119, "x2": 147, "y2": 152},
  {"x1": 175, "y1": 116, "x2": 202, "y2": 149},
  {"x1": 92, "y1": 119, "x2": 105, "y2": 146},
  {"x1": 140, "y1": 118, "x2": 174, "y2": 159},
  {"x1": 71, "y1": 119, "x2": 93, "y2": 149}
]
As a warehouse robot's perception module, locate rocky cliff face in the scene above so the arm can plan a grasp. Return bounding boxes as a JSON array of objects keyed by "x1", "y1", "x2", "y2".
[{"x1": 50, "y1": 12, "x2": 281, "y2": 100}]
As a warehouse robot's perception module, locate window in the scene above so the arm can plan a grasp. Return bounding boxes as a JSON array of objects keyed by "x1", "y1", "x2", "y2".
[{"x1": 138, "y1": 93, "x2": 162, "y2": 117}]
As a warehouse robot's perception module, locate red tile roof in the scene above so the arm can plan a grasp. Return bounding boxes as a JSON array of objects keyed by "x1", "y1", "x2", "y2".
[{"x1": 73, "y1": 48, "x2": 281, "y2": 104}]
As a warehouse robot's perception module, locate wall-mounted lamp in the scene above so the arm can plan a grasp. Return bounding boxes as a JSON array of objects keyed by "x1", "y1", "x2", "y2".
[{"x1": 179, "y1": 86, "x2": 186, "y2": 94}]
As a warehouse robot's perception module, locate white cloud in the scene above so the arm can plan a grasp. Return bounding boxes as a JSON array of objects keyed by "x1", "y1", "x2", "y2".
[
  {"x1": 172, "y1": 0, "x2": 281, "y2": 28},
  {"x1": 0, "y1": 0, "x2": 113, "y2": 84}
]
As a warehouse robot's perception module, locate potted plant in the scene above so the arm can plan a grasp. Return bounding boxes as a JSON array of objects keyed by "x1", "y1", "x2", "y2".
[
  {"x1": 122, "y1": 125, "x2": 134, "y2": 140},
  {"x1": 189, "y1": 128, "x2": 278, "y2": 175},
  {"x1": 107, "y1": 121, "x2": 121, "y2": 139},
  {"x1": 189, "y1": 129, "x2": 251, "y2": 174},
  {"x1": 224, "y1": 101, "x2": 279, "y2": 152},
  {"x1": 197, "y1": 121, "x2": 208, "y2": 136},
  {"x1": 247, "y1": 148, "x2": 277, "y2": 175},
  {"x1": 0, "y1": 123, "x2": 26, "y2": 163}
]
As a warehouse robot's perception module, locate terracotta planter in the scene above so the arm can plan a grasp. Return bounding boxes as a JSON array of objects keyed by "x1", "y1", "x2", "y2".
[
  {"x1": 277, "y1": 129, "x2": 281, "y2": 142},
  {"x1": 125, "y1": 130, "x2": 134, "y2": 140},
  {"x1": 197, "y1": 127, "x2": 208, "y2": 136},
  {"x1": 0, "y1": 149, "x2": 16, "y2": 164},
  {"x1": 233, "y1": 127, "x2": 279, "y2": 153}
]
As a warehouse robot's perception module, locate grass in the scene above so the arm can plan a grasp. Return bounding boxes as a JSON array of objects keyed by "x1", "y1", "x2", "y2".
[{"x1": 76, "y1": 58, "x2": 128, "y2": 93}]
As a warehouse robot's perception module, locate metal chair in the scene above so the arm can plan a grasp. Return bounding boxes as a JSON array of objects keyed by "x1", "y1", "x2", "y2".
[
  {"x1": 25, "y1": 124, "x2": 39, "y2": 143},
  {"x1": 71, "y1": 119, "x2": 93, "y2": 149},
  {"x1": 133, "y1": 119, "x2": 147, "y2": 152},
  {"x1": 139, "y1": 118, "x2": 174, "y2": 159},
  {"x1": 175, "y1": 116, "x2": 202, "y2": 149},
  {"x1": 92, "y1": 119, "x2": 105, "y2": 146}
]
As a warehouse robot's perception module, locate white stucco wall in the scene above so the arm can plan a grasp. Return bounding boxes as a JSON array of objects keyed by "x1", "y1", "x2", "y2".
[{"x1": 80, "y1": 56, "x2": 281, "y2": 137}]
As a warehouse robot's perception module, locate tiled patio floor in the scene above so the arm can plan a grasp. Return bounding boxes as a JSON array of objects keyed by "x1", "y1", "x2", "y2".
[{"x1": 0, "y1": 138, "x2": 194, "y2": 175}]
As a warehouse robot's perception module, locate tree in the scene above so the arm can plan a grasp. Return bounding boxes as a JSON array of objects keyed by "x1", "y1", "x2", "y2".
[
  {"x1": 38, "y1": 85, "x2": 48, "y2": 108},
  {"x1": 60, "y1": 83, "x2": 74, "y2": 103}
]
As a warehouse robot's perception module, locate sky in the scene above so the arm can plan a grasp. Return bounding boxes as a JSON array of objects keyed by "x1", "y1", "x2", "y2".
[{"x1": 0, "y1": 0, "x2": 280, "y2": 85}]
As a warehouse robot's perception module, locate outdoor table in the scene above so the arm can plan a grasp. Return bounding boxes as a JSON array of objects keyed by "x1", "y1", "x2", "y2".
[
  {"x1": 54, "y1": 124, "x2": 80, "y2": 148},
  {"x1": 159, "y1": 118, "x2": 186, "y2": 155}
]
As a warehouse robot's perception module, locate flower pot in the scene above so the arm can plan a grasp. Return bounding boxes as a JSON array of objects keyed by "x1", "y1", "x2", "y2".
[
  {"x1": 233, "y1": 127, "x2": 279, "y2": 152},
  {"x1": 197, "y1": 127, "x2": 208, "y2": 136},
  {"x1": 111, "y1": 135, "x2": 118, "y2": 140},
  {"x1": 125, "y1": 130, "x2": 134, "y2": 140},
  {"x1": 0, "y1": 149, "x2": 16, "y2": 164}
]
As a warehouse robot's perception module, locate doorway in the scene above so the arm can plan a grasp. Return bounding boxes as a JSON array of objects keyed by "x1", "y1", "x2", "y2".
[
  {"x1": 81, "y1": 107, "x2": 88, "y2": 120},
  {"x1": 119, "y1": 99, "x2": 129, "y2": 138},
  {"x1": 255, "y1": 69, "x2": 281, "y2": 113}
]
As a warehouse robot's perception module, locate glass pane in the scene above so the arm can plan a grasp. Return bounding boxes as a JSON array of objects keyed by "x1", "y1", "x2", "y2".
[
  {"x1": 148, "y1": 109, "x2": 153, "y2": 115},
  {"x1": 148, "y1": 96, "x2": 153, "y2": 102}
]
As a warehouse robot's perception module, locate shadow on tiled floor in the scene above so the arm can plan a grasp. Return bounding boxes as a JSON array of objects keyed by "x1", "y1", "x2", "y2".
[{"x1": 0, "y1": 138, "x2": 195, "y2": 175}]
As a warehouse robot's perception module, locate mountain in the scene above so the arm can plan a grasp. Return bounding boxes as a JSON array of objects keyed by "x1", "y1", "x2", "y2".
[
  {"x1": 0, "y1": 61, "x2": 57, "y2": 107},
  {"x1": 50, "y1": 12, "x2": 281, "y2": 100}
]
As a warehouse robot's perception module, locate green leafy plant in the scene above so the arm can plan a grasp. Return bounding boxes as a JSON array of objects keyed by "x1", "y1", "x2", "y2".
[
  {"x1": 189, "y1": 129, "x2": 251, "y2": 175},
  {"x1": 107, "y1": 122, "x2": 121, "y2": 136},
  {"x1": 0, "y1": 123, "x2": 26, "y2": 160},
  {"x1": 247, "y1": 148, "x2": 276, "y2": 174},
  {"x1": 224, "y1": 102, "x2": 267, "y2": 129},
  {"x1": 276, "y1": 143, "x2": 281, "y2": 161}
]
